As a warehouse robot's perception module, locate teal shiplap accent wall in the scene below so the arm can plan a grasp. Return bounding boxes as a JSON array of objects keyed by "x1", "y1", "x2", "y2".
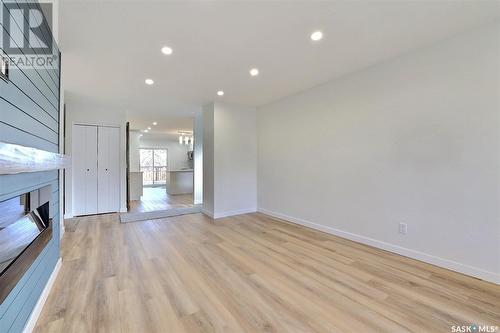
[{"x1": 0, "y1": 0, "x2": 61, "y2": 332}]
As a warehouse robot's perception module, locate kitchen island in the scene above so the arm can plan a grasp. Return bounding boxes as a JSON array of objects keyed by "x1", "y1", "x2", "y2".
[
  {"x1": 167, "y1": 169, "x2": 194, "y2": 195},
  {"x1": 129, "y1": 171, "x2": 143, "y2": 200}
]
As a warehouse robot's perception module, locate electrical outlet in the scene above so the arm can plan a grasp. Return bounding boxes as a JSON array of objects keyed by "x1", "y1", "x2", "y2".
[{"x1": 399, "y1": 223, "x2": 408, "y2": 235}]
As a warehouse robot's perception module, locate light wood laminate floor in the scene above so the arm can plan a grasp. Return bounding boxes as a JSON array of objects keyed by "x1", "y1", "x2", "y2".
[
  {"x1": 34, "y1": 213, "x2": 500, "y2": 333},
  {"x1": 129, "y1": 187, "x2": 193, "y2": 213}
]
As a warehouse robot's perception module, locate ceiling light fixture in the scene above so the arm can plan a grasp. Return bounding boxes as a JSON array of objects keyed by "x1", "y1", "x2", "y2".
[
  {"x1": 250, "y1": 68, "x2": 259, "y2": 76},
  {"x1": 161, "y1": 46, "x2": 173, "y2": 55},
  {"x1": 310, "y1": 31, "x2": 323, "y2": 41},
  {"x1": 217, "y1": 90, "x2": 224, "y2": 96},
  {"x1": 178, "y1": 131, "x2": 193, "y2": 145},
  {"x1": 144, "y1": 129, "x2": 149, "y2": 133},
  {"x1": 147, "y1": 127, "x2": 152, "y2": 130},
  {"x1": 145, "y1": 78, "x2": 154, "y2": 85},
  {"x1": 153, "y1": 122, "x2": 157, "y2": 126}
]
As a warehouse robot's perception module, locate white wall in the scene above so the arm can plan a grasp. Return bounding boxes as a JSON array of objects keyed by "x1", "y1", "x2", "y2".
[
  {"x1": 194, "y1": 112, "x2": 203, "y2": 204},
  {"x1": 257, "y1": 22, "x2": 500, "y2": 284},
  {"x1": 214, "y1": 103, "x2": 257, "y2": 217},
  {"x1": 203, "y1": 103, "x2": 257, "y2": 218},
  {"x1": 202, "y1": 104, "x2": 215, "y2": 215},
  {"x1": 129, "y1": 131, "x2": 141, "y2": 172},
  {"x1": 139, "y1": 137, "x2": 191, "y2": 171},
  {"x1": 64, "y1": 104, "x2": 127, "y2": 217}
]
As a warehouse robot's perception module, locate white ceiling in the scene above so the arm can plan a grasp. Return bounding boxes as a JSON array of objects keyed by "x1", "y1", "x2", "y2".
[
  {"x1": 129, "y1": 116, "x2": 193, "y2": 141},
  {"x1": 59, "y1": 0, "x2": 500, "y2": 117}
]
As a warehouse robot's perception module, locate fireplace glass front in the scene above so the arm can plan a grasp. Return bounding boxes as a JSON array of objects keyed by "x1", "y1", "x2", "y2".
[{"x1": 0, "y1": 185, "x2": 52, "y2": 302}]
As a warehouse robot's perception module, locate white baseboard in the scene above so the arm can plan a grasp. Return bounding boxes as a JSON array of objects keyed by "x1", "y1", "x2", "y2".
[
  {"x1": 63, "y1": 213, "x2": 73, "y2": 219},
  {"x1": 258, "y1": 208, "x2": 500, "y2": 285},
  {"x1": 213, "y1": 208, "x2": 257, "y2": 219},
  {"x1": 23, "y1": 257, "x2": 62, "y2": 333}
]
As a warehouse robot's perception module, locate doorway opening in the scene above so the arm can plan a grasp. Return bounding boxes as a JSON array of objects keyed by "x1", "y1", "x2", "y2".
[{"x1": 122, "y1": 116, "x2": 200, "y2": 222}]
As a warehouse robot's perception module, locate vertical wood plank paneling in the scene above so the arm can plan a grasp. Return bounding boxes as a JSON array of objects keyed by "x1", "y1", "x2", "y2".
[{"x1": 0, "y1": 0, "x2": 61, "y2": 331}]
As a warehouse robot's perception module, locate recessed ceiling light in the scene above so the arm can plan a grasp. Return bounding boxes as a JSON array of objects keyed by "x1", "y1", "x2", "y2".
[
  {"x1": 153, "y1": 122, "x2": 158, "y2": 125},
  {"x1": 147, "y1": 127, "x2": 152, "y2": 130},
  {"x1": 310, "y1": 31, "x2": 323, "y2": 41},
  {"x1": 145, "y1": 78, "x2": 154, "y2": 85},
  {"x1": 250, "y1": 68, "x2": 259, "y2": 76},
  {"x1": 144, "y1": 129, "x2": 149, "y2": 133},
  {"x1": 217, "y1": 90, "x2": 224, "y2": 96},
  {"x1": 161, "y1": 46, "x2": 173, "y2": 55},
  {"x1": 139, "y1": 134, "x2": 143, "y2": 137}
]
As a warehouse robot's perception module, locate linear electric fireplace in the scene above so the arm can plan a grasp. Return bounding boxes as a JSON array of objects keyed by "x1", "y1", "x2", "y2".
[{"x1": 0, "y1": 185, "x2": 53, "y2": 303}]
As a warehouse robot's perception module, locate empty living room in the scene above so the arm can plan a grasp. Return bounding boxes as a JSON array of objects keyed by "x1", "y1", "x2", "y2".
[{"x1": 0, "y1": 0, "x2": 499, "y2": 332}]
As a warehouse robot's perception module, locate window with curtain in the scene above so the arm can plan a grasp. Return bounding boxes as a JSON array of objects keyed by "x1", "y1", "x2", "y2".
[{"x1": 139, "y1": 149, "x2": 167, "y2": 186}]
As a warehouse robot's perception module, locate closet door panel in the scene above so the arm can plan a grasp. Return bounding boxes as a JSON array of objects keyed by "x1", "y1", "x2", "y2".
[
  {"x1": 73, "y1": 125, "x2": 98, "y2": 215},
  {"x1": 85, "y1": 126, "x2": 98, "y2": 214},
  {"x1": 97, "y1": 126, "x2": 110, "y2": 213},
  {"x1": 98, "y1": 126, "x2": 120, "y2": 213},
  {"x1": 107, "y1": 127, "x2": 121, "y2": 212}
]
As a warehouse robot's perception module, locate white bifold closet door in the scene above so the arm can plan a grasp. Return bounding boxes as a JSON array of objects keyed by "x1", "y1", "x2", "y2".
[
  {"x1": 97, "y1": 126, "x2": 120, "y2": 213},
  {"x1": 73, "y1": 124, "x2": 120, "y2": 216},
  {"x1": 73, "y1": 125, "x2": 98, "y2": 215}
]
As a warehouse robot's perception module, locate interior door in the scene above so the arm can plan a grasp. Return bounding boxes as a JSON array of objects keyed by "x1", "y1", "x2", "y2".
[
  {"x1": 73, "y1": 125, "x2": 98, "y2": 215},
  {"x1": 98, "y1": 126, "x2": 120, "y2": 213}
]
